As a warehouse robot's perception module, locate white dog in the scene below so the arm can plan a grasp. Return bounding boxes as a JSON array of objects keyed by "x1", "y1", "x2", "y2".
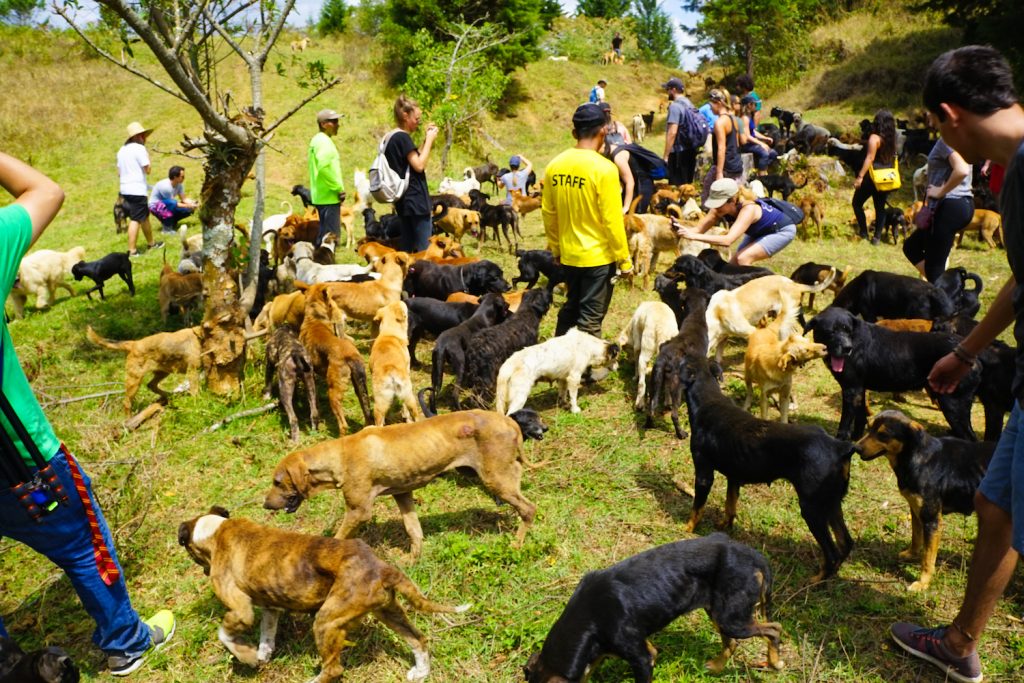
[
  {"x1": 494, "y1": 328, "x2": 620, "y2": 415},
  {"x1": 438, "y1": 168, "x2": 481, "y2": 197},
  {"x1": 353, "y1": 168, "x2": 371, "y2": 206},
  {"x1": 8, "y1": 246, "x2": 86, "y2": 318},
  {"x1": 289, "y1": 241, "x2": 379, "y2": 284},
  {"x1": 617, "y1": 301, "x2": 679, "y2": 410},
  {"x1": 631, "y1": 113, "x2": 646, "y2": 143}
]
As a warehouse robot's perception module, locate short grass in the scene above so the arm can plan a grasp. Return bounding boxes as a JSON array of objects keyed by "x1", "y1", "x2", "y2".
[{"x1": 2, "y1": 14, "x2": 1023, "y2": 683}]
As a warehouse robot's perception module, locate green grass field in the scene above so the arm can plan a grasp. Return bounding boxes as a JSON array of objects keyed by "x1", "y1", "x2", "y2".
[{"x1": 1, "y1": 9, "x2": 1023, "y2": 683}]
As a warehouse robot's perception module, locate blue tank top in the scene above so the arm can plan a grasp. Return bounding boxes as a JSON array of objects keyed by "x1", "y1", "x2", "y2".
[{"x1": 746, "y1": 199, "x2": 789, "y2": 238}]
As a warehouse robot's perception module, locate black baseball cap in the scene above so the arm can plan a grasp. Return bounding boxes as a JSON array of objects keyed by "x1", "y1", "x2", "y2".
[{"x1": 573, "y1": 103, "x2": 606, "y2": 130}]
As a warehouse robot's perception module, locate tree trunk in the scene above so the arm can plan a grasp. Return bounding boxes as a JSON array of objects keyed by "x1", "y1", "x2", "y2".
[
  {"x1": 745, "y1": 36, "x2": 755, "y2": 81},
  {"x1": 441, "y1": 121, "x2": 455, "y2": 173},
  {"x1": 197, "y1": 130, "x2": 260, "y2": 396}
]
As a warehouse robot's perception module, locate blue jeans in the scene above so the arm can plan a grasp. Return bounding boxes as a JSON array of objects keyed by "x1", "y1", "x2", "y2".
[
  {"x1": 400, "y1": 215, "x2": 433, "y2": 253},
  {"x1": 979, "y1": 403, "x2": 1024, "y2": 554},
  {"x1": 0, "y1": 449, "x2": 151, "y2": 657}
]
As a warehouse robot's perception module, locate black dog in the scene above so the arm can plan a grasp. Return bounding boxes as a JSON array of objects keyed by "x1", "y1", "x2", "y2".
[
  {"x1": 462, "y1": 288, "x2": 552, "y2": 407},
  {"x1": 468, "y1": 189, "x2": 518, "y2": 250},
  {"x1": 789, "y1": 261, "x2": 847, "y2": 310},
  {"x1": 71, "y1": 252, "x2": 135, "y2": 300},
  {"x1": 977, "y1": 339, "x2": 1015, "y2": 441},
  {"x1": 405, "y1": 297, "x2": 478, "y2": 368},
  {"x1": 758, "y1": 173, "x2": 806, "y2": 201},
  {"x1": 112, "y1": 195, "x2": 128, "y2": 234},
  {"x1": 511, "y1": 249, "x2": 566, "y2": 291},
  {"x1": 404, "y1": 259, "x2": 510, "y2": 300},
  {"x1": 663, "y1": 254, "x2": 767, "y2": 296},
  {"x1": 290, "y1": 184, "x2": 313, "y2": 208},
  {"x1": 524, "y1": 534, "x2": 783, "y2": 682},
  {"x1": 641, "y1": 110, "x2": 655, "y2": 132},
  {"x1": 430, "y1": 193, "x2": 470, "y2": 211},
  {"x1": 831, "y1": 269, "x2": 956, "y2": 322},
  {"x1": 429, "y1": 292, "x2": 510, "y2": 412},
  {"x1": 247, "y1": 248, "x2": 275, "y2": 323},
  {"x1": 362, "y1": 206, "x2": 402, "y2": 242},
  {"x1": 770, "y1": 106, "x2": 798, "y2": 138},
  {"x1": 855, "y1": 410, "x2": 995, "y2": 590},
  {"x1": 653, "y1": 274, "x2": 686, "y2": 327},
  {"x1": 647, "y1": 287, "x2": 710, "y2": 438},
  {"x1": 695, "y1": 248, "x2": 773, "y2": 277},
  {"x1": 681, "y1": 350, "x2": 856, "y2": 581},
  {"x1": 0, "y1": 637, "x2": 79, "y2": 683},
  {"x1": 881, "y1": 205, "x2": 909, "y2": 244},
  {"x1": 935, "y1": 266, "x2": 984, "y2": 319},
  {"x1": 805, "y1": 306, "x2": 983, "y2": 441}
]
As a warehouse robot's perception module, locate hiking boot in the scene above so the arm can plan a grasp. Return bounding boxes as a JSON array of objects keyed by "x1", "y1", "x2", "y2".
[
  {"x1": 890, "y1": 622, "x2": 982, "y2": 683},
  {"x1": 108, "y1": 610, "x2": 176, "y2": 676}
]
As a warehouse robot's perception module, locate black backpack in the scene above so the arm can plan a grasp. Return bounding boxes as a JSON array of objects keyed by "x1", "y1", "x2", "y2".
[{"x1": 610, "y1": 143, "x2": 667, "y2": 180}]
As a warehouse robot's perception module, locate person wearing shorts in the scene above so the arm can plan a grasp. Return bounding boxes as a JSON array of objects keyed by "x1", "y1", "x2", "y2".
[
  {"x1": 888, "y1": 45, "x2": 1024, "y2": 683},
  {"x1": 116, "y1": 121, "x2": 161, "y2": 257},
  {"x1": 676, "y1": 178, "x2": 795, "y2": 265}
]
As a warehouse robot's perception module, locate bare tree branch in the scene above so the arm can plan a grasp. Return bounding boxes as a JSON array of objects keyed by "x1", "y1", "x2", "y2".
[
  {"x1": 203, "y1": 7, "x2": 252, "y2": 65},
  {"x1": 175, "y1": 0, "x2": 215, "y2": 54},
  {"x1": 258, "y1": 0, "x2": 298, "y2": 66},
  {"x1": 263, "y1": 76, "x2": 342, "y2": 135}
]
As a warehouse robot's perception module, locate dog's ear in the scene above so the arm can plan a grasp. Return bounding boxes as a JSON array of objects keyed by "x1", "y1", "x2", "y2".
[
  {"x1": 778, "y1": 352, "x2": 794, "y2": 372},
  {"x1": 177, "y1": 522, "x2": 192, "y2": 547},
  {"x1": 208, "y1": 505, "x2": 230, "y2": 518},
  {"x1": 285, "y1": 456, "x2": 312, "y2": 498},
  {"x1": 606, "y1": 343, "x2": 621, "y2": 360},
  {"x1": 802, "y1": 316, "x2": 818, "y2": 334}
]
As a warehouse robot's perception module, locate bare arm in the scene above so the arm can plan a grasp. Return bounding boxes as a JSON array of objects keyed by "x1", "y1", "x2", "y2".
[
  {"x1": 854, "y1": 134, "x2": 880, "y2": 189},
  {"x1": 611, "y1": 151, "x2": 634, "y2": 214},
  {"x1": 407, "y1": 124, "x2": 438, "y2": 173},
  {"x1": 0, "y1": 152, "x2": 64, "y2": 247},
  {"x1": 680, "y1": 202, "x2": 758, "y2": 246},
  {"x1": 714, "y1": 117, "x2": 728, "y2": 179}
]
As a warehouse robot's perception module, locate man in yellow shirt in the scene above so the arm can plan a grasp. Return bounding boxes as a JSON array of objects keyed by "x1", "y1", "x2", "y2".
[{"x1": 543, "y1": 103, "x2": 632, "y2": 336}]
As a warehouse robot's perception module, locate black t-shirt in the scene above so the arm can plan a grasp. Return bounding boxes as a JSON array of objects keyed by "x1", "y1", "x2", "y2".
[
  {"x1": 612, "y1": 36, "x2": 622, "y2": 49},
  {"x1": 384, "y1": 130, "x2": 430, "y2": 217}
]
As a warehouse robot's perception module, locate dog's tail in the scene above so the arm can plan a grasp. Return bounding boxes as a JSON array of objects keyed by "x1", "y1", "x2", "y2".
[
  {"x1": 964, "y1": 271, "x2": 984, "y2": 294},
  {"x1": 280, "y1": 200, "x2": 294, "y2": 214},
  {"x1": 349, "y1": 357, "x2": 373, "y2": 425},
  {"x1": 86, "y1": 325, "x2": 132, "y2": 353},
  {"x1": 417, "y1": 386, "x2": 437, "y2": 418},
  {"x1": 432, "y1": 201, "x2": 449, "y2": 223},
  {"x1": 799, "y1": 267, "x2": 836, "y2": 293},
  {"x1": 386, "y1": 565, "x2": 470, "y2": 614}
]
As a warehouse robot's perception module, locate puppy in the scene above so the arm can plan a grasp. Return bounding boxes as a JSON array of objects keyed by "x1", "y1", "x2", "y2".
[
  {"x1": 158, "y1": 263, "x2": 203, "y2": 324},
  {"x1": 370, "y1": 301, "x2": 423, "y2": 425},
  {"x1": 855, "y1": 411, "x2": 995, "y2": 591},
  {"x1": 618, "y1": 301, "x2": 679, "y2": 410},
  {"x1": 87, "y1": 325, "x2": 201, "y2": 414},
  {"x1": 8, "y1": 246, "x2": 85, "y2": 317},
  {"x1": 743, "y1": 312, "x2": 827, "y2": 423},
  {"x1": 524, "y1": 534, "x2": 783, "y2": 682},
  {"x1": 71, "y1": 252, "x2": 134, "y2": 300},
  {"x1": 178, "y1": 507, "x2": 467, "y2": 682},
  {"x1": 112, "y1": 195, "x2": 128, "y2": 234},
  {"x1": 263, "y1": 325, "x2": 319, "y2": 442},
  {"x1": 0, "y1": 637, "x2": 79, "y2": 683},
  {"x1": 264, "y1": 410, "x2": 540, "y2": 556},
  {"x1": 881, "y1": 205, "x2": 909, "y2": 244},
  {"x1": 494, "y1": 328, "x2": 620, "y2": 415}
]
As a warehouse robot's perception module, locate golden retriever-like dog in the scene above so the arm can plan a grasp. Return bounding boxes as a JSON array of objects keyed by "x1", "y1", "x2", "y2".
[
  {"x1": 253, "y1": 290, "x2": 306, "y2": 332},
  {"x1": 743, "y1": 313, "x2": 827, "y2": 423},
  {"x1": 178, "y1": 507, "x2": 468, "y2": 683},
  {"x1": 706, "y1": 271, "x2": 836, "y2": 362},
  {"x1": 8, "y1": 246, "x2": 85, "y2": 318},
  {"x1": 86, "y1": 324, "x2": 201, "y2": 414},
  {"x1": 158, "y1": 263, "x2": 203, "y2": 323},
  {"x1": 617, "y1": 301, "x2": 679, "y2": 409},
  {"x1": 369, "y1": 301, "x2": 423, "y2": 426},
  {"x1": 355, "y1": 239, "x2": 395, "y2": 264},
  {"x1": 263, "y1": 410, "x2": 539, "y2": 557},
  {"x1": 601, "y1": 50, "x2": 623, "y2": 65},
  {"x1": 510, "y1": 189, "x2": 541, "y2": 218},
  {"x1": 433, "y1": 206, "x2": 482, "y2": 242},
  {"x1": 299, "y1": 251, "x2": 409, "y2": 324},
  {"x1": 955, "y1": 208, "x2": 1003, "y2": 249},
  {"x1": 445, "y1": 290, "x2": 524, "y2": 313}
]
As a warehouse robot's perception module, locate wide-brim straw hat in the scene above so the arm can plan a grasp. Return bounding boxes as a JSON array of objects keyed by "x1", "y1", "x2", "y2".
[{"x1": 125, "y1": 121, "x2": 154, "y2": 141}]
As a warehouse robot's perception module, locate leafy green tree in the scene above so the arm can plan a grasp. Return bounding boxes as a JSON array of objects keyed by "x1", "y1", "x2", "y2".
[
  {"x1": 405, "y1": 23, "x2": 512, "y2": 169},
  {"x1": 318, "y1": 0, "x2": 348, "y2": 36},
  {"x1": 0, "y1": 0, "x2": 43, "y2": 24},
  {"x1": 632, "y1": 0, "x2": 679, "y2": 65},
  {"x1": 917, "y1": 0, "x2": 1024, "y2": 77},
  {"x1": 539, "y1": 0, "x2": 562, "y2": 27},
  {"x1": 577, "y1": 0, "x2": 631, "y2": 17}
]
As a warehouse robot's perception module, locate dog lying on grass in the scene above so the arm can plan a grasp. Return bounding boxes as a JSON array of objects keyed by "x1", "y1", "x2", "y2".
[
  {"x1": 8, "y1": 246, "x2": 85, "y2": 318},
  {"x1": 71, "y1": 252, "x2": 134, "y2": 301},
  {"x1": 263, "y1": 325, "x2": 319, "y2": 442},
  {"x1": 494, "y1": 328, "x2": 620, "y2": 415},
  {"x1": 263, "y1": 409, "x2": 544, "y2": 557},
  {"x1": 178, "y1": 507, "x2": 469, "y2": 683},
  {"x1": 855, "y1": 410, "x2": 995, "y2": 591},
  {"x1": 87, "y1": 325, "x2": 201, "y2": 415},
  {"x1": 524, "y1": 534, "x2": 783, "y2": 682}
]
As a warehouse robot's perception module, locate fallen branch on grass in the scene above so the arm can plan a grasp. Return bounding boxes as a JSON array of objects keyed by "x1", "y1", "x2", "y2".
[
  {"x1": 43, "y1": 389, "x2": 123, "y2": 408},
  {"x1": 124, "y1": 402, "x2": 165, "y2": 431},
  {"x1": 203, "y1": 401, "x2": 277, "y2": 433}
]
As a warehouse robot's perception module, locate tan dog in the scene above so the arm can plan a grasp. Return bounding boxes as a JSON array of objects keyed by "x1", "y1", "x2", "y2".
[
  {"x1": 301, "y1": 251, "x2": 409, "y2": 323},
  {"x1": 8, "y1": 246, "x2": 85, "y2": 317},
  {"x1": 355, "y1": 239, "x2": 395, "y2": 264},
  {"x1": 263, "y1": 410, "x2": 538, "y2": 556},
  {"x1": 444, "y1": 290, "x2": 524, "y2": 313},
  {"x1": 795, "y1": 195, "x2": 825, "y2": 240},
  {"x1": 369, "y1": 301, "x2": 423, "y2": 425},
  {"x1": 706, "y1": 272, "x2": 836, "y2": 362},
  {"x1": 510, "y1": 189, "x2": 541, "y2": 218},
  {"x1": 904, "y1": 200, "x2": 923, "y2": 227},
  {"x1": 743, "y1": 313, "x2": 827, "y2": 423},
  {"x1": 177, "y1": 507, "x2": 468, "y2": 683},
  {"x1": 626, "y1": 223, "x2": 654, "y2": 290},
  {"x1": 87, "y1": 325, "x2": 201, "y2": 414},
  {"x1": 337, "y1": 191, "x2": 367, "y2": 250},
  {"x1": 410, "y1": 234, "x2": 461, "y2": 262},
  {"x1": 433, "y1": 206, "x2": 482, "y2": 242},
  {"x1": 617, "y1": 301, "x2": 679, "y2": 409},
  {"x1": 300, "y1": 287, "x2": 373, "y2": 433},
  {"x1": 253, "y1": 290, "x2": 306, "y2": 332},
  {"x1": 272, "y1": 214, "x2": 320, "y2": 263},
  {"x1": 158, "y1": 263, "x2": 203, "y2": 324},
  {"x1": 955, "y1": 208, "x2": 1002, "y2": 249},
  {"x1": 601, "y1": 50, "x2": 623, "y2": 65}
]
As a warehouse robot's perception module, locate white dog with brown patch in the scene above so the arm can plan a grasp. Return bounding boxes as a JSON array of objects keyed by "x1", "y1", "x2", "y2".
[
  {"x1": 494, "y1": 328, "x2": 620, "y2": 415},
  {"x1": 743, "y1": 312, "x2": 828, "y2": 423},
  {"x1": 8, "y1": 246, "x2": 86, "y2": 317},
  {"x1": 617, "y1": 301, "x2": 679, "y2": 410},
  {"x1": 370, "y1": 301, "x2": 423, "y2": 426}
]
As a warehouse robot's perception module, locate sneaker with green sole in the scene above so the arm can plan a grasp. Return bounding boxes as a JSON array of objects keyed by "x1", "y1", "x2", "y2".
[{"x1": 108, "y1": 609, "x2": 175, "y2": 676}]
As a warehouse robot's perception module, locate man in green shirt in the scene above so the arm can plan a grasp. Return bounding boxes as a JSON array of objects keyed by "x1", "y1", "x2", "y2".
[
  {"x1": 308, "y1": 108, "x2": 346, "y2": 246},
  {"x1": 0, "y1": 152, "x2": 174, "y2": 676}
]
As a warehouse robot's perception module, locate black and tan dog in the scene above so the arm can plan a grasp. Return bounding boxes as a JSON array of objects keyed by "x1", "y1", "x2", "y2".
[
  {"x1": 71, "y1": 252, "x2": 135, "y2": 300},
  {"x1": 855, "y1": 411, "x2": 995, "y2": 591},
  {"x1": 264, "y1": 409, "x2": 543, "y2": 557},
  {"x1": 524, "y1": 534, "x2": 783, "y2": 682},
  {"x1": 178, "y1": 507, "x2": 468, "y2": 682},
  {"x1": 0, "y1": 637, "x2": 79, "y2": 683}
]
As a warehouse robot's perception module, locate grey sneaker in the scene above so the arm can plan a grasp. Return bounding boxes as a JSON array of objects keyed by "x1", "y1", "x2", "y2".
[
  {"x1": 109, "y1": 610, "x2": 175, "y2": 676},
  {"x1": 890, "y1": 622, "x2": 982, "y2": 683},
  {"x1": 150, "y1": 240, "x2": 165, "y2": 250}
]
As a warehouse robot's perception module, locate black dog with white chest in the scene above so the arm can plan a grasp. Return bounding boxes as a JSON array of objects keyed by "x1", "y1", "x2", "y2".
[
  {"x1": 0, "y1": 636, "x2": 79, "y2": 683},
  {"x1": 524, "y1": 534, "x2": 783, "y2": 682},
  {"x1": 71, "y1": 252, "x2": 135, "y2": 300}
]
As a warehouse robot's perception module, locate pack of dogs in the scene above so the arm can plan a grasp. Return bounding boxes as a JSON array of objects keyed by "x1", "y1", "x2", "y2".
[{"x1": 8, "y1": 148, "x2": 1015, "y2": 683}]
